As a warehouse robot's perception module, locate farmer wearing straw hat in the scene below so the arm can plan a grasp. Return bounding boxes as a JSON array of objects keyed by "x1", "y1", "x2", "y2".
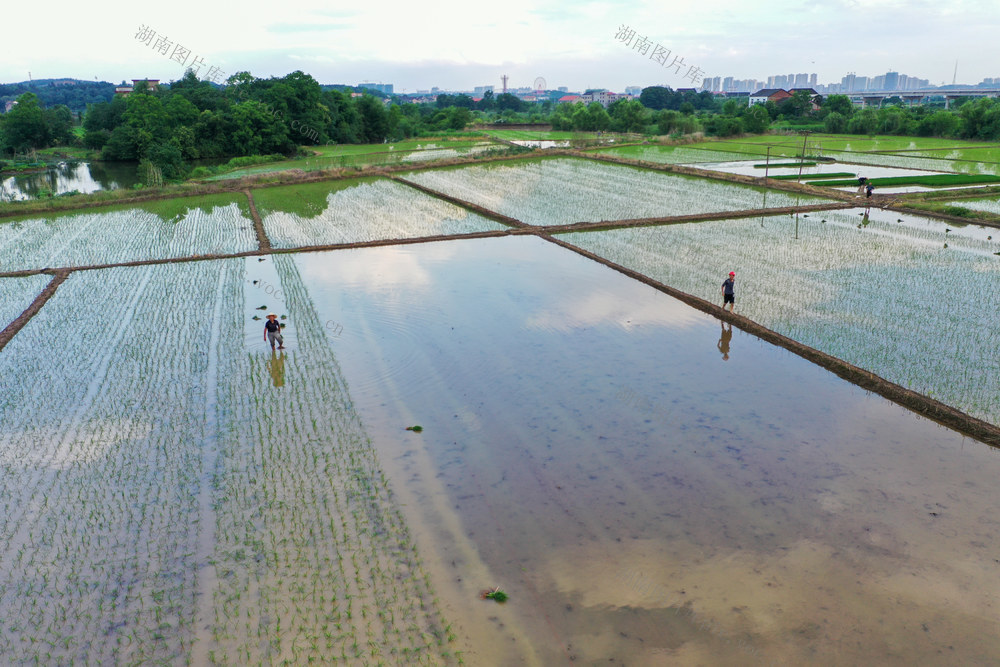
[
  {"x1": 264, "y1": 313, "x2": 285, "y2": 350},
  {"x1": 722, "y1": 271, "x2": 736, "y2": 313}
]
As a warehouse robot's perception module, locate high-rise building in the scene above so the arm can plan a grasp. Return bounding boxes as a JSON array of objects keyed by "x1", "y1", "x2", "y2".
[
  {"x1": 794, "y1": 72, "x2": 809, "y2": 87},
  {"x1": 883, "y1": 71, "x2": 899, "y2": 90},
  {"x1": 809, "y1": 73, "x2": 817, "y2": 87},
  {"x1": 701, "y1": 76, "x2": 721, "y2": 92},
  {"x1": 359, "y1": 82, "x2": 393, "y2": 94},
  {"x1": 722, "y1": 76, "x2": 734, "y2": 91}
]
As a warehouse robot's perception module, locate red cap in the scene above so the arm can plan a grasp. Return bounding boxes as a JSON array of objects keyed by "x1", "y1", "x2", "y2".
[{"x1": 729, "y1": 271, "x2": 735, "y2": 276}]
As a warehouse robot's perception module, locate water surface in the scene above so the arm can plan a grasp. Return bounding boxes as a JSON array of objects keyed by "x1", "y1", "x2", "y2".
[
  {"x1": 291, "y1": 236, "x2": 1000, "y2": 665},
  {"x1": 1, "y1": 161, "x2": 139, "y2": 201}
]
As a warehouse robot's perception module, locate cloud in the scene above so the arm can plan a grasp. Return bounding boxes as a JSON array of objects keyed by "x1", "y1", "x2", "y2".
[{"x1": 267, "y1": 23, "x2": 351, "y2": 34}]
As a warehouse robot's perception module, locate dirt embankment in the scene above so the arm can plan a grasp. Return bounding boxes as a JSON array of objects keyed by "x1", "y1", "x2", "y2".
[
  {"x1": 243, "y1": 190, "x2": 271, "y2": 250},
  {"x1": 0, "y1": 270, "x2": 70, "y2": 352}
]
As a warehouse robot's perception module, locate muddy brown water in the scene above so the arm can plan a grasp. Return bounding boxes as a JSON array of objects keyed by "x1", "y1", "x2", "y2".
[{"x1": 288, "y1": 236, "x2": 1000, "y2": 665}]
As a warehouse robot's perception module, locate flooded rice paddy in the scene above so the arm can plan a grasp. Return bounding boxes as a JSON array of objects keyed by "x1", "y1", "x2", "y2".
[
  {"x1": 404, "y1": 158, "x2": 829, "y2": 226},
  {"x1": 1, "y1": 152, "x2": 999, "y2": 664},
  {"x1": 562, "y1": 208, "x2": 1000, "y2": 426},
  {"x1": 253, "y1": 179, "x2": 508, "y2": 248},
  {"x1": 0, "y1": 195, "x2": 256, "y2": 271},
  {"x1": 0, "y1": 274, "x2": 50, "y2": 326},
  {"x1": 292, "y1": 236, "x2": 1000, "y2": 665}
]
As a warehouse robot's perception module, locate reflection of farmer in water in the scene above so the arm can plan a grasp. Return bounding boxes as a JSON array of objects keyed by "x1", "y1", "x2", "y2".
[
  {"x1": 268, "y1": 350, "x2": 285, "y2": 387},
  {"x1": 717, "y1": 322, "x2": 732, "y2": 361}
]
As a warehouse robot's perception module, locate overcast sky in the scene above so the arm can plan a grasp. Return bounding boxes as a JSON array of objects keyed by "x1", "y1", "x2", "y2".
[{"x1": 4, "y1": 0, "x2": 998, "y2": 91}]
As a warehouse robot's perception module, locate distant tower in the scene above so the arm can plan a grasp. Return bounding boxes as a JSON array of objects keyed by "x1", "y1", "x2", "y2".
[{"x1": 501, "y1": 74, "x2": 509, "y2": 94}]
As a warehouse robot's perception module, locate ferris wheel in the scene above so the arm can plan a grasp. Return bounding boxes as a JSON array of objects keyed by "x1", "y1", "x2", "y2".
[{"x1": 533, "y1": 77, "x2": 546, "y2": 91}]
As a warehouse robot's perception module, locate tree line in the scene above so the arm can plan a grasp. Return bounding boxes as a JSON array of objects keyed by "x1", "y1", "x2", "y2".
[
  {"x1": 0, "y1": 79, "x2": 116, "y2": 114},
  {"x1": 6, "y1": 73, "x2": 1000, "y2": 181}
]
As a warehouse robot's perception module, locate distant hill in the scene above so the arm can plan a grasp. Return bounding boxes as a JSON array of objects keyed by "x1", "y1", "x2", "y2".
[{"x1": 0, "y1": 78, "x2": 117, "y2": 114}]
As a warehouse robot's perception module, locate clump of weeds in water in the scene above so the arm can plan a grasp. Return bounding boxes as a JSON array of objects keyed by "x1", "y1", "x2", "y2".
[
  {"x1": 405, "y1": 425, "x2": 423, "y2": 433},
  {"x1": 480, "y1": 587, "x2": 508, "y2": 603}
]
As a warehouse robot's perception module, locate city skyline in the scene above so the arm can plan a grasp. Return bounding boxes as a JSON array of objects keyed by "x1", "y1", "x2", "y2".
[{"x1": 3, "y1": 0, "x2": 999, "y2": 92}]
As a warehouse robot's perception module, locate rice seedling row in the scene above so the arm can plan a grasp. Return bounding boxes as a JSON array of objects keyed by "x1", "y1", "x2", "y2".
[
  {"x1": 938, "y1": 196, "x2": 1000, "y2": 216},
  {"x1": 712, "y1": 134, "x2": 991, "y2": 152},
  {"x1": 205, "y1": 144, "x2": 499, "y2": 181},
  {"x1": 594, "y1": 145, "x2": 761, "y2": 164},
  {"x1": 206, "y1": 253, "x2": 451, "y2": 663},
  {"x1": 254, "y1": 179, "x2": 508, "y2": 248},
  {"x1": 0, "y1": 274, "x2": 50, "y2": 329},
  {"x1": 886, "y1": 146, "x2": 1000, "y2": 164},
  {"x1": 0, "y1": 262, "x2": 231, "y2": 663},
  {"x1": 406, "y1": 158, "x2": 830, "y2": 227},
  {"x1": 559, "y1": 208, "x2": 1000, "y2": 425},
  {"x1": 0, "y1": 256, "x2": 454, "y2": 663},
  {"x1": 702, "y1": 139, "x2": 986, "y2": 174},
  {"x1": 0, "y1": 197, "x2": 257, "y2": 273}
]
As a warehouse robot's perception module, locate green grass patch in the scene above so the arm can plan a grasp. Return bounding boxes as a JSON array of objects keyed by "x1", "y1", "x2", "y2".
[
  {"x1": 0, "y1": 192, "x2": 251, "y2": 226},
  {"x1": 309, "y1": 139, "x2": 491, "y2": 158},
  {"x1": 805, "y1": 174, "x2": 1000, "y2": 187},
  {"x1": 189, "y1": 154, "x2": 287, "y2": 179},
  {"x1": 899, "y1": 199, "x2": 1000, "y2": 223},
  {"x1": 250, "y1": 177, "x2": 381, "y2": 218},
  {"x1": 204, "y1": 141, "x2": 505, "y2": 180},
  {"x1": 904, "y1": 185, "x2": 1000, "y2": 201},
  {"x1": 35, "y1": 145, "x2": 95, "y2": 160},
  {"x1": 937, "y1": 205, "x2": 978, "y2": 217},
  {"x1": 595, "y1": 144, "x2": 760, "y2": 163}
]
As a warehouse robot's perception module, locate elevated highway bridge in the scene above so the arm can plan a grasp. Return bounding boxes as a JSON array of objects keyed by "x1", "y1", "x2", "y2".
[{"x1": 848, "y1": 88, "x2": 1000, "y2": 109}]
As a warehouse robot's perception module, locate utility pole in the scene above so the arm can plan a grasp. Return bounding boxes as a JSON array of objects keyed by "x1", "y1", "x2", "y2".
[{"x1": 798, "y1": 131, "x2": 810, "y2": 183}]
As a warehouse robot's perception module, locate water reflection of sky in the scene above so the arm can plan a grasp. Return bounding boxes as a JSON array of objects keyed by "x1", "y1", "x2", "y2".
[{"x1": 287, "y1": 235, "x2": 1000, "y2": 665}]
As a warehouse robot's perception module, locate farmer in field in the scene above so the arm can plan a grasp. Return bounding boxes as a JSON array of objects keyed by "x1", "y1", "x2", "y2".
[
  {"x1": 865, "y1": 182, "x2": 875, "y2": 199},
  {"x1": 264, "y1": 313, "x2": 285, "y2": 350},
  {"x1": 856, "y1": 175, "x2": 868, "y2": 197},
  {"x1": 721, "y1": 271, "x2": 736, "y2": 313}
]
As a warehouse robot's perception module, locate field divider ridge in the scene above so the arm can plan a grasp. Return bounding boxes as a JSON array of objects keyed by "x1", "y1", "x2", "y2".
[
  {"x1": 541, "y1": 202, "x2": 854, "y2": 234},
  {"x1": 0, "y1": 269, "x2": 70, "y2": 352},
  {"x1": 388, "y1": 175, "x2": 530, "y2": 228},
  {"x1": 571, "y1": 150, "x2": 861, "y2": 202},
  {"x1": 243, "y1": 189, "x2": 271, "y2": 250},
  {"x1": 539, "y1": 232, "x2": 1000, "y2": 449}
]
